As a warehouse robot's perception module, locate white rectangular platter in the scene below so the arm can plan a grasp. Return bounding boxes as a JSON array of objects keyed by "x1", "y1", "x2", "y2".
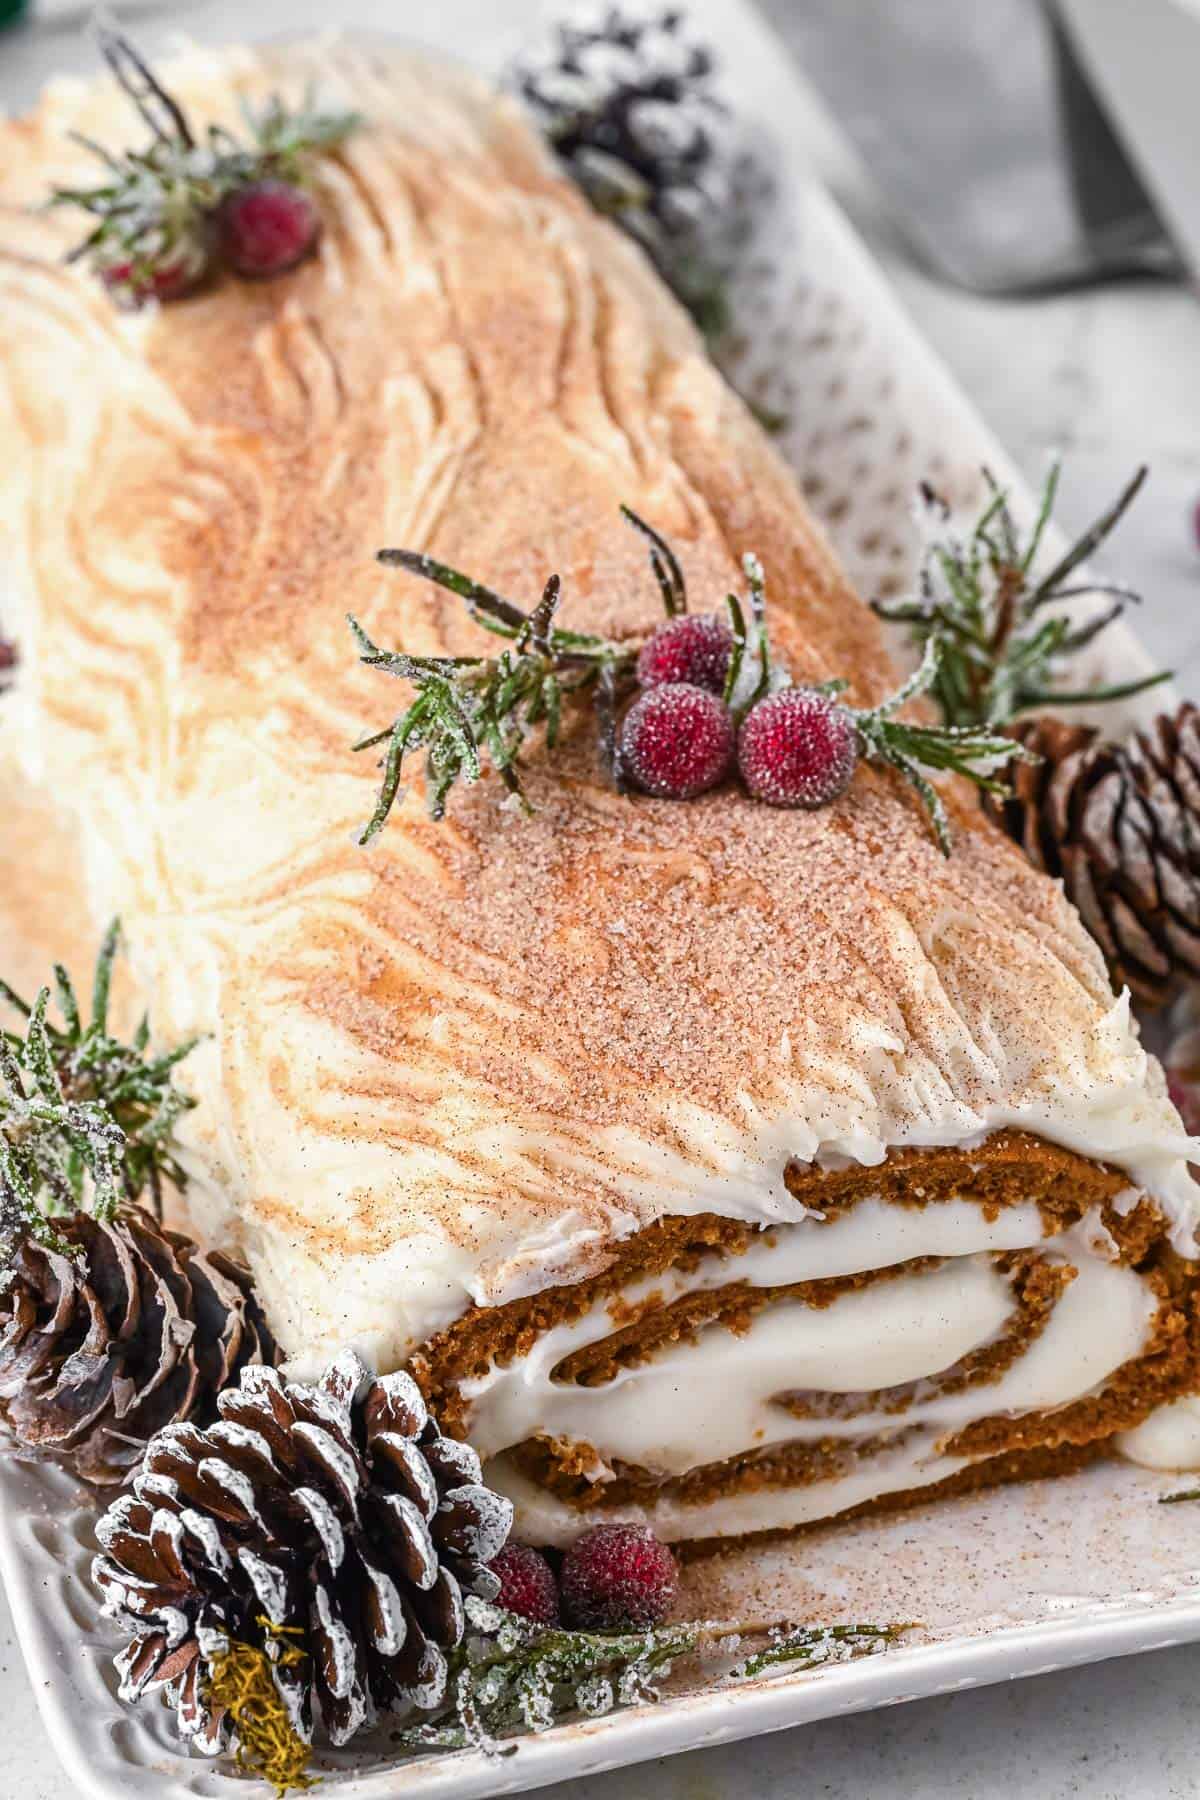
[
  {"x1": 5, "y1": 1441, "x2": 1200, "y2": 1798},
  {"x1": 0, "y1": 0, "x2": 1190, "y2": 1795}
]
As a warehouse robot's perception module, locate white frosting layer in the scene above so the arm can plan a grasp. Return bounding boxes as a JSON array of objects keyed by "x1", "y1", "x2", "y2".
[
  {"x1": 1118, "y1": 1397, "x2": 1200, "y2": 1471},
  {"x1": 490, "y1": 1433, "x2": 972, "y2": 1546},
  {"x1": 469, "y1": 1252, "x2": 1151, "y2": 1480},
  {"x1": 465, "y1": 1213, "x2": 1158, "y2": 1544},
  {"x1": 463, "y1": 1196, "x2": 1048, "y2": 1456}
]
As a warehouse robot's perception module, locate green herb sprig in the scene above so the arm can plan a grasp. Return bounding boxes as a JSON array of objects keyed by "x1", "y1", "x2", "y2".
[
  {"x1": 845, "y1": 637, "x2": 1032, "y2": 855},
  {"x1": 397, "y1": 1597, "x2": 905, "y2": 1757},
  {"x1": 351, "y1": 510, "x2": 1031, "y2": 851},
  {"x1": 49, "y1": 26, "x2": 358, "y2": 294},
  {"x1": 721, "y1": 557, "x2": 1031, "y2": 854},
  {"x1": 873, "y1": 461, "x2": 1169, "y2": 730},
  {"x1": 0, "y1": 922, "x2": 199, "y2": 1259},
  {"x1": 348, "y1": 519, "x2": 682, "y2": 838}
]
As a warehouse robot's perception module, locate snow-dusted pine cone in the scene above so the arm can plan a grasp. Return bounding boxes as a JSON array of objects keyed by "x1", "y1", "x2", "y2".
[
  {"x1": 0, "y1": 1205, "x2": 274, "y2": 1484},
  {"x1": 985, "y1": 706, "x2": 1200, "y2": 1007},
  {"x1": 510, "y1": 4, "x2": 748, "y2": 330},
  {"x1": 92, "y1": 1351, "x2": 514, "y2": 1754}
]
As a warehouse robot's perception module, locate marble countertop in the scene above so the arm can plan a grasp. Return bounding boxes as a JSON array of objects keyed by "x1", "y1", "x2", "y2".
[{"x1": 3, "y1": 1, "x2": 1200, "y2": 1794}]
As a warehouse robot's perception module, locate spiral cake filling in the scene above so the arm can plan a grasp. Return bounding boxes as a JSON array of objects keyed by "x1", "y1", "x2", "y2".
[
  {"x1": 430, "y1": 1190, "x2": 1183, "y2": 1545},
  {"x1": 467, "y1": 1238, "x2": 1151, "y2": 1475}
]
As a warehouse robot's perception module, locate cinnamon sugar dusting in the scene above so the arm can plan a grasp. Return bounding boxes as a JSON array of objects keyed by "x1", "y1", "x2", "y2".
[{"x1": 2, "y1": 42, "x2": 1197, "y2": 1371}]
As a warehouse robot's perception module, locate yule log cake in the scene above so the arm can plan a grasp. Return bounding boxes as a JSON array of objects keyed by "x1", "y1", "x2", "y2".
[{"x1": 2, "y1": 40, "x2": 1197, "y2": 1545}]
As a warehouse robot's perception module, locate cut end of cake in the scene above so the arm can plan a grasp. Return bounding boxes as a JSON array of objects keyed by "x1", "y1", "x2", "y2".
[{"x1": 410, "y1": 1133, "x2": 1199, "y2": 1544}]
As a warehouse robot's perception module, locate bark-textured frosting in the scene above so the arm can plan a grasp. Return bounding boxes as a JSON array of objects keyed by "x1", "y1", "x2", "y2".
[{"x1": 1, "y1": 42, "x2": 1195, "y2": 1369}]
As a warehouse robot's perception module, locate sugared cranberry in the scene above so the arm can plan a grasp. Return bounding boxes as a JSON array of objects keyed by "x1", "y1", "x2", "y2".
[
  {"x1": 488, "y1": 1542, "x2": 560, "y2": 1626},
  {"x1": 561, "y1": 1524, "x2": 679, "y2": 1630},
  {"x1": 620, "y1": 683, "x2": 735, "y2": 800},
  {"x1": 737, "y1": 686, "x2": 860, "y2": 808},
  {"x1": 217, "y1": 179, "x2": 320, "y2": 278},
  {"x1": 637, "y1": 612, "x2": 734, "y2": 695}
]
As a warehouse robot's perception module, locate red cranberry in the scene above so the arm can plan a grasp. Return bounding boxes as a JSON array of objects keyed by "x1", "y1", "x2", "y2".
[
  {"x1": 218, "y1": 179, "x2": 320, "y2": 278},
  {"x1": 737, "y1": 686, "x2": 860, "y2": 808},
  {"x1": 100, "y1": 251, "x2": 204, "y2": 307},
  {"x1": 637, "y1": 612, "x2": 734, "y2": 695},
  {"x1": 1168, "y1": 1070, "x2": 1200, "y2": 1138},
  {"x1": 561, "y1": 1524, "x2": 679, "y2": 1630},
  {"x1": 620, "y1": 683, "x2": 735, "y2": 800},
  {"x1": 487, "y1": 1542, "x2": 560, "y2": 1626}
]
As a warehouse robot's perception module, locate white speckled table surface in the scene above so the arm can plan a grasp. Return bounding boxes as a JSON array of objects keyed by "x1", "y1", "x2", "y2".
[{"x1": 4, "y1": 0, "x2": 1200, "y2": 1793}]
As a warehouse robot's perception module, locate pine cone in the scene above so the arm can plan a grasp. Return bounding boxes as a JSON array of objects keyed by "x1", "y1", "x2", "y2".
[
  {"x1": 984, "y1": 704, "x2": 1200, "y2": 1006},
  {"x1": 92, "y1": 1351, "x2": 514, "y2": 1754},
  {"x1": 510, "y1": 5, "x2": 746, "y2": 328},
  {"x1": 0, "y1": 1205, "x2": 275, "y2": 1484}
]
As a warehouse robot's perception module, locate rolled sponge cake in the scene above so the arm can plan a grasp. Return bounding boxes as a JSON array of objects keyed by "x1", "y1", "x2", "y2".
[{"x1": 2, "y1": 40, "x2": 1196, "y2": 1540}]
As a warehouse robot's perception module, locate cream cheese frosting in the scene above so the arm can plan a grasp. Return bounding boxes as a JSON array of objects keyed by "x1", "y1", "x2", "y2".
[
  {"x1": 2, "y1": 41, "x2": 1197, "y2": 1379},
  {"x1": 1118, "y1": 1399, "x2": 1200, "y2": 1471},
  {"x1": 490, "y1": 1431, "x2": 976, "y2": 1545},
  {"x1": 468, "y1": 1256, "x2": 1154, "y2": 1475},
  {"x1": 458, "y1": 1212, "x2": 1157, "y2": 1539}
]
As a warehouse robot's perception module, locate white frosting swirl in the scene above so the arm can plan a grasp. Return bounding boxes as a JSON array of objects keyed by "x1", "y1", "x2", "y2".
[{"x1": 463, "y1": 1211, "x2": 1158, "y2": 1544}]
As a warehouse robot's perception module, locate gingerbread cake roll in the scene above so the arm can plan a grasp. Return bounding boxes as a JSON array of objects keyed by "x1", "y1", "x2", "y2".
[{"x1": 2, "y1": 41, "x2": 1196, "y2": 1544}]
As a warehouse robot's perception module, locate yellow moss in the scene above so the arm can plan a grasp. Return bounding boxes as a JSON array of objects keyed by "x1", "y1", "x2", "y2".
[{"x1": 205, "y1": 1620, "x2": 316, "y2": 1797}]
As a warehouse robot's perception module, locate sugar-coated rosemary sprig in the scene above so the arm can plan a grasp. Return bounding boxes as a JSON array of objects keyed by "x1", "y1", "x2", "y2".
[
  {"x1": 49, "y1": 25, "x2": 358, "y2": 302},
  {"x1": 720, "y1": 551, "x2": 778, "y2": 714},
  {"x1": 872, "y1": 461, "x2": 1170, "y2": 729},
  {"x1": 353, "y1": 511, "x2": 1031, "y2": 850},
  {"x1": 0, "y1": 922, "x2": 199, "y2": 1259},
  {"x1": 847, "y1": 637, "x2": 1034, "y2": 855},
  {"x1": 396, "y1": 1597, "x2": 906, "y2": 1757},
  {"x1": 348, "y1": 525, "x2": 668, "y2": 838},
  {"x1": 726, "y1": 1618, "x2": 909, "y2": 1679}
]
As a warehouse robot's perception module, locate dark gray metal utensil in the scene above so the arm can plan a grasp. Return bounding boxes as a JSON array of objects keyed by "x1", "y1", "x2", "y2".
[{"x1": 764, "y1": 0, "x2": 1182, "y2": 294}]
